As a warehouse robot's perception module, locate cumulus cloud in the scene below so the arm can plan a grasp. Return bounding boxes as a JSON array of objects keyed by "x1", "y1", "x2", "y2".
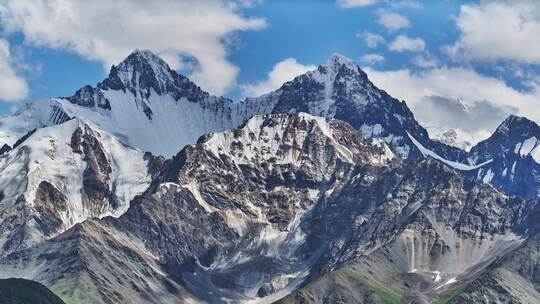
[
  {"x1": 0, "y1": 0, "x2": 266, "y2": 95},
  {"x1": 241, "y1": 58, "x2": 315, "y2": 97},
  {"x1": 337, "y1": 0, "x2": 379, "y2": 8},
  {"x1": 389, "y1": 35, "x2": 425, "y2": 52},
  {"x1": 362, "y1": 53, "x2": 385, "y2": 64},
  {"x1": 365, "y1": 66, "x2": 540, "y2": 142},
  {"x1": 359, "y1": 31, "x2": 385, "y2": 48},
  {"x1": 445, "y1": 1, "x2": 540, "y2": 64},
  {"x1": 378, "y1": 12, "x2": 410, "y2": 31},
  {"x1": 0, "y1": 39, "x2": 28, "y2": 102}
]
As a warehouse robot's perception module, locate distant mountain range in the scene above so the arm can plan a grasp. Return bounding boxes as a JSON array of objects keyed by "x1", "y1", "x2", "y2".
[{"x1": 0, "y1": 50, "x2": 539, "y2": 303}]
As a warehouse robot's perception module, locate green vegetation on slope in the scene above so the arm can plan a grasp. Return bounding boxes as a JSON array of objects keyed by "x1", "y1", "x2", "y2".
[{"x1": 0, "y1": 278, "x2": 65, "y2": 304}]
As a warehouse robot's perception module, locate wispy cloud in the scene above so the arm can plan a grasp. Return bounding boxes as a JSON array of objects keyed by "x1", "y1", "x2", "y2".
[
  {"x1": 378, "y1": 12, "x2": 410, "y2": 31},
  {"x1": 359, "y1": 31, "x2": 386, "y2": 48},
  {"x1": 337, "y1": 0, "x2": 379, "y2": 8},
  {"x1": 412, "y1": 53, "x2": 438, "y2": 68},
  {"x1": 362, "y1": 53, "x2": 385, "y2": 64},
  {"x1": 389, "y1": 35, "x2": 425, "y2": 52}
]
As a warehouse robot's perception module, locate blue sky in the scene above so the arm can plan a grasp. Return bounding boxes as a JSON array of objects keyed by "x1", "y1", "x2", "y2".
[{"x1": 0, "y1": 0, "x2": 538, "y2": 143}]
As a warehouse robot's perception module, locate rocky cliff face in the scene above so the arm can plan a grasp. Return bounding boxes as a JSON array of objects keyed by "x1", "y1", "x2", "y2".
[{"x1": 279, "y1": 157, "x2": 539, "y2": 303}]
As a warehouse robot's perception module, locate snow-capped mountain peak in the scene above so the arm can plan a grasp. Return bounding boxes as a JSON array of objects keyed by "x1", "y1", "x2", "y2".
[
  {"x1": 109, "y1": 49, "x2": 174, "y2": 94},
  {"x1": 100, "y1": 49, "x2": 209, "y2": 102},
  {"x1": 494, "y1": 114, "x2": 538, "y2": 136},
  {"x1": 64, "y1": 49, "x2": 211, "y2": 114},
  {"x1": 2, "y1": 50, "x2": 539, "y2": 198},
  {"x1": 323, "y1": 53, "x2": 362, "y2": 75},
  {"x1": 455, "y1": 97, "x2": 468, "y2": 111},
  {"x1": 473, "y1": 115, "x2": 540, "y2": 156},
  {"x1": 467, "y1": 115, "x2": 540, "y2": 197}
]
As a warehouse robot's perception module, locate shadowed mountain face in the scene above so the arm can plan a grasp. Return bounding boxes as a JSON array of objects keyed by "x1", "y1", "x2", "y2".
[
  {"x1": 0, "y1": 113, "x2": 538, "y2": 304},
  {"x1": 0, "y1": 278, "x2": 65, "y2": 304},
  {"x1": 465, "y1": 115, "x2": 540, "y2": 198}
]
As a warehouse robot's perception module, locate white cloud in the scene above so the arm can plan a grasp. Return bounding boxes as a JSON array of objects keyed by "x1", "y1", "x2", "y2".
[
  {"x1": 359, "y1": 31, "x2": 385, "y2": 48},
  {"x1": 365, "y1": 66, "x2": 540, "y2": 142},
  {"x1": 241, "y1": 58, "x2": 315, "y2": 97},
  {"x1": 378, "y1": 12, "x2": 410, "y2": 31},
  {"x1": 337, "y1": 0, "x2": 379, "y2": 8},
  {"x1": 0, "y1": 0, "x2": 266, "y2": 96},
  {"x1": 389, "y1": 35, "x2": 425, "y2": 52},
  {"x1": 362, "y1": 53, "x2": 385, "y2": 64},
  {"x1": 389, "y1": 0, "x2": 422, "y2": 9},
  {"x1": 445, "y1": 1, "x2": 540, "y2": 64},
  {"x1": 0, "y1": 39, "x2": 28, "y2": 102},
  {"x1": 412, "y1": 53, "x2": 438, "y2": 68}
]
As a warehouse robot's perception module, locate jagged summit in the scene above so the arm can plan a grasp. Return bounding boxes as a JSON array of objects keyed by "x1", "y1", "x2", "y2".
[
  {"x1": 468, "y1": 114, "x2": 540, "y2": 198},
  {"x1": 115, "y1": 49, "x2": 170, "y2": 73},
  {"x1": 63, "y1": 49, "x2": 210, "y2": 111},
  {"x1": 101, "y1": 49, "x2": 208, "y2": 101},
  {"x1": 199, "y1": 112, "x2": 395, "y2": 166},
  {"x1": 474, "y1": 115, "x2": 540, "y2": 153},
  {"x1": 109, "y1": 49, "x2": 172, "y2": 91},
  {"x1": 495, "y1": 114, "x2": 539, "y2": 135},
  {"x1": 124, "y1": 49, "x2": 168, "y2": 66},
  {"x1": 323, "y1": 53, "x2": 362, "y2": 74}
]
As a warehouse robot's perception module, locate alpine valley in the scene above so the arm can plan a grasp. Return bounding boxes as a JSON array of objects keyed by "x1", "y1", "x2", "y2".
[{"x1": 0, "y1": 50, "x2": 539, "y2": 304}]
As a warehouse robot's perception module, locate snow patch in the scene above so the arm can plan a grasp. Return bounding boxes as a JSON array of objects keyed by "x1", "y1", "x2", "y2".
[{"x1": 407, "y1": 132, "x2": 492, "y2": 171}]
